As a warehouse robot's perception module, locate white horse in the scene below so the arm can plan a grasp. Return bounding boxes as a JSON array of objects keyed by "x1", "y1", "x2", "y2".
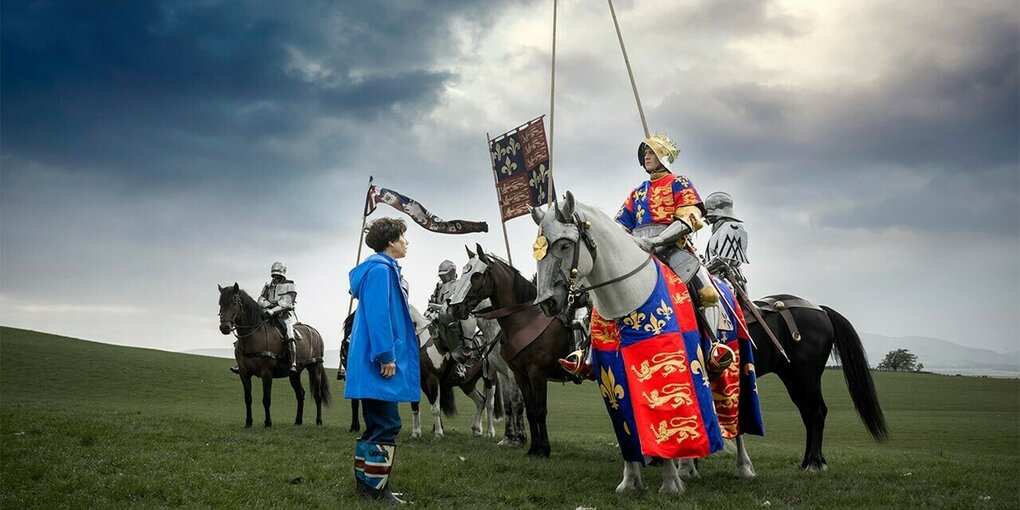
[
  {"x1": 416, "y1": 302, "x2": 504, "y2": 440},
  {"x1": 531, "y1": 191, "x2": 756, "y2": 495}
]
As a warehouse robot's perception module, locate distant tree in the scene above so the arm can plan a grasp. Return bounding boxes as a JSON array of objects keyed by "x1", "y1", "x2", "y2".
[{"x1": 877, "y1": 348, "x2": 920, "y2": 371}]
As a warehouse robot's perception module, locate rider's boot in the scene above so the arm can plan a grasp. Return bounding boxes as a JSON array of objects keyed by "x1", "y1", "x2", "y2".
[
  {"x1": 287, "y1": 338, "x2": 298, "y2": 374},
  {"x1": 558, "y1": 349, "x2": 594, "y2": 381}
]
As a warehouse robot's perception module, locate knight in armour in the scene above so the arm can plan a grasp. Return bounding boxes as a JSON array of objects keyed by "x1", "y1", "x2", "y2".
[
  {"x1": 703, "y1": 191, "x2": 749, "y2": 293},
  {"x1": 425, "y1": 260, "x2": 458, "y2": 321},
  {"x1": 558, "y1": 133, "x2": 733, "y2": 378},
  {"x1": 426, "y1": 259, "x2": 476, "y2": 380},
  {"x1": 231, "y1": 262, "x2": 299, "y2": 374}
]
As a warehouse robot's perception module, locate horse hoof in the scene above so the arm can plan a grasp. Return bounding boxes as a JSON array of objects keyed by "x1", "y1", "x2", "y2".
[
  {"x1": 737, "y1": 467, "x2": 757, "y2": 479},
  {"x1": 245, "y1": 423, "x2": 253, "y2": 429}
]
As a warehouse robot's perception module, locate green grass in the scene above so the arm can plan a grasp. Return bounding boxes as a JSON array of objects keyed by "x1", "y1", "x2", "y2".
[{"x1": 2, "y1": 326, "x2": 1018, "y2": 509}]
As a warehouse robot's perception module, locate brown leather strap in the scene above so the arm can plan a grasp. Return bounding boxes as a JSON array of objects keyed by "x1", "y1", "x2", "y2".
[
  {"x1": 475, "y1": 302, "x2": 535, "y2": 320},
  {"x1": 501, "y1": 314, "x2": 556, "y2": 361}
]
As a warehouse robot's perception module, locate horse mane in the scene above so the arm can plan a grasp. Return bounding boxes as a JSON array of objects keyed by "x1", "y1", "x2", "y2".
[{"x1": 487, "y1": 256, "x2": 537, "y2": 302}]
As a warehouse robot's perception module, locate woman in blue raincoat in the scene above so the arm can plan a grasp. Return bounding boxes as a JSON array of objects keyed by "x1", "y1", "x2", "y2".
[{"x1": 345, "y1": 217, "x2": 420, "y2": 504}]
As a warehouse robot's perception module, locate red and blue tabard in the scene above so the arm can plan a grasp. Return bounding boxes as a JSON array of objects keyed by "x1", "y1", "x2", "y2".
[
  {"x1": 589, "y1": 260, "x2": 723, "y2": 461},
  {"x1": 710, "y1": 276, "x2": 765, "y2": 438},
  {"x1": 615, "y1": 173, "x2": 703, "y2": 232}
]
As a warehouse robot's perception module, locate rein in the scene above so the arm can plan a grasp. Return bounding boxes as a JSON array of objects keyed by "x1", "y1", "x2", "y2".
[
  {"x1": 563, "y1": 213, "x2": 652, "y2": 305},
  {"x1": 474, "y1": 301, "x2": 536, "y2": 320}
]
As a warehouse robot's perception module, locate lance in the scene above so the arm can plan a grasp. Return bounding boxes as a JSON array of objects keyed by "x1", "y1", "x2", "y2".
[{"x1": 346, "y1": 176, "x2": 374, "y2": 319}]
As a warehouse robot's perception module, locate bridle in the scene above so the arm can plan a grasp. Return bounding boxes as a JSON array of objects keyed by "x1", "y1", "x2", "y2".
[
  {"x1": 546, "y1": 212, "x2": 653, "y2": 306},
  {"x1": 219, "y1": 293, "x2": 271, "y2": 340}
]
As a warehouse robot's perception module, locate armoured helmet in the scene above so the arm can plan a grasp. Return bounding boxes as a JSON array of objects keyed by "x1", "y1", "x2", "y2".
[
  {"x1": 438, "y1": 259, "x2": 456, "y2": 276},
  {"x1": 638, "y1": 133, "x2": 679, "y2": 171},
  {"x1": 704, "y1": 192, "x2": 740, "y2": 222},
  {"x1": 270, "y1": 261, "x2": 287, "y2": 277}
]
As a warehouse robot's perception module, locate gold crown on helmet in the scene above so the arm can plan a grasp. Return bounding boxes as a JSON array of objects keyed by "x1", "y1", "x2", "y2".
[{"x1": 644, "y1": 133, "x2": 679, "y2": 165}]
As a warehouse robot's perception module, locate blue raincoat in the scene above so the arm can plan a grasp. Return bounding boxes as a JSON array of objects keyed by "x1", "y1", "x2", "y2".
[{"x1": 344, "y1": 253, "x2": 420, "y2": 402}]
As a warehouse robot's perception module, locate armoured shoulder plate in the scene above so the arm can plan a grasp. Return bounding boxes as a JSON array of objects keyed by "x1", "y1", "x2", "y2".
[
  {"x1": 706, "y1": 221, "x2": 749, "y2": 264},
  {"x1": 275, "y1": 282, "x2": 297, "y2": 295}
]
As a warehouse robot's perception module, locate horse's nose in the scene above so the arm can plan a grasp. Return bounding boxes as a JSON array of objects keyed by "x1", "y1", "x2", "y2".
[{"x1": 219, "y1": 323, "x2": 232, "y2": 335}]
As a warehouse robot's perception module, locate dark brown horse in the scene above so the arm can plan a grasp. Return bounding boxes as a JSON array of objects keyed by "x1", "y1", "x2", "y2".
[
  {"x1": 217, "y1": 283, "x2": 331, "y2": 428},
  {"x1": 448, "y1": 246, "x2": 573, "y2": 457}
]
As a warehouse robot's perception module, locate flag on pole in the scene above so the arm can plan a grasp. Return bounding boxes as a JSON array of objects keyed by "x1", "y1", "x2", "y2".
[
  {"x1": 489, "y1": 116, "x2": 554, "y2": 221},
  {"x1": 366, "y1": 185, "x2": 488, "y2": 234}
]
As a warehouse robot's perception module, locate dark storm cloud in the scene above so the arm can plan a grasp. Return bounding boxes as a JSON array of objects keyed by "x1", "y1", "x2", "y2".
[
  {"x1": 655, "y1": 9, "x2": 1019, "y2": 234},
  {"x1": 0, "y1": 0, "x2": 502, "y2": 188}
]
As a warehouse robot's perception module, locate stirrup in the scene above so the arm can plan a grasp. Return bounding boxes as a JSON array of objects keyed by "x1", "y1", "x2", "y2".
[
  {"x1": 558, "y1": 350, "x2": 594, "y2": 380},
  {"x1": 229, "y1": 366, "x2": 240, "y2": 375},
  {"x1": 707, "y1": 342, "x2": 735, "y2": 379}
]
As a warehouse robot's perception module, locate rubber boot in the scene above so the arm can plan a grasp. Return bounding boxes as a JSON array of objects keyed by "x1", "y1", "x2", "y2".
[{"x1": 354, "y1": 440, "x2": 404, "y2": 504}]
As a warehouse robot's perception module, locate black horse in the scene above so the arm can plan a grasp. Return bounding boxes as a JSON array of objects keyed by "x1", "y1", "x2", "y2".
[{"x1": 451, "y1": 246, "x2": 888, "y2": 470}]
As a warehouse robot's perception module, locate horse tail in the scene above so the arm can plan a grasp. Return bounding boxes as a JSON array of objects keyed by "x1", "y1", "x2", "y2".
[
  {"x1": 311, "y1": 362, "x2": 332, "y2": 406},
  {"x1": 822, "y1": 305, "x2": 889, "y2": 441},
  {"x1": 439, "y1": 381, "x2": 457, "y2": 417}
]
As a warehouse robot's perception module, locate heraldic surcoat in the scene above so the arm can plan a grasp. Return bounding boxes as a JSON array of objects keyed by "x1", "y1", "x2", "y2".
[
  {"x1": 709, "y1": 276, "x2": 765, "y2": 439},
  {"x1": 615, "y1": 173, "x2": 703, "y2": 232},
  {"x1": 590, "y1": 260, "x2": 723, "y2": 462}
]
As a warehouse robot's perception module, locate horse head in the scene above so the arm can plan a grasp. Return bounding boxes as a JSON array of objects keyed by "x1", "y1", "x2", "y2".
[
  {"x1": 448, "y1": 243, "x2": 494, "y2": 320},
  {"x1": 217, "y1": 282, "x2": 242, "y2": 334},
  {"x1": 531, "y1": 191, "x2": 594, "y2": 317}
]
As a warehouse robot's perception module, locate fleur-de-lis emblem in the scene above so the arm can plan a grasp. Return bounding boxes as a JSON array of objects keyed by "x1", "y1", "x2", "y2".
[
  {"x1": 529, "y1": 163, "x2": 549, "y2": 188},
  {"x1": 656, "y1": 299, "x2": 673, "y2": 322},
  {"x1": 501, "y1": 137, "x2": 521, "y2": 157},
  {"x1": 635, "y1": 204, "x2": 646, "y2": 224},
  {"x1": 598, "y1": 368, "x2": 625, "y2": 410},
  {"x1": 500, "y1": 156, "x2": 518, "y2": 176},
  {"x1": 634, "y1": 188, "x2": 647, "y2": 202},
  {"x1": 643, "y1": 316, "x2": 665, "y2": 336},
  {"x1": 623, "y1": 311, "x2": 646, "y2": 330}
]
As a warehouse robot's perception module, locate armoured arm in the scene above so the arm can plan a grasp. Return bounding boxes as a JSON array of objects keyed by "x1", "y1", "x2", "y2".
[
  {"x1": 634, "y1": 219, "x2": 693, "y2": 252},
  {"x1": 266, "y1": 283, "x2": 296, "y2": 315}
]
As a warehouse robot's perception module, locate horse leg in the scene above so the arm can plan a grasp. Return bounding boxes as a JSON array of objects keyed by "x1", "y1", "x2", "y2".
[
  {"x1": 241, "y1": 375, "x2": 254, "y2": 428},
  {"x1": 464, "y1": 386, "x2": 485, "y2": 437},
  {"x1": 779, "y1": 371, "x2": 827, "y2": 471},
  {"x1": 530, "y1": 373, "x2": 551, "y2": 457},
  {"x1": 261, "y1": 375, "x2": 273, "y2": 428},
  {"x1": 735, "y1": 434, "x2": 757, "y2": 479},
  {"x1": 350, "y1": 399, "x2": 361, "y2": 433},
  {"x1": 432, "y1": 399, "x2": 444, "y2": 439},
  {"x1": 289, "y1": 371, "x2": 305, "y2": 426},
  {"x1": 659, "y1": 458, "x2": 685, "y2": 495},
  {"x1": 515, "y1": 371, "x2": 543, "y2": 457},
  {"x1": 411, "y1": 401, "x2": 422, "y2": 439},
  {"x1": 616, "y1": 461, "x2": 645, "y2": 492},
  {"x1": 677, "y1": 458, "x2": 700, "y2": 480},
  {"x1": 483, "y1": 380, "x2": 496, "y2": 438}
]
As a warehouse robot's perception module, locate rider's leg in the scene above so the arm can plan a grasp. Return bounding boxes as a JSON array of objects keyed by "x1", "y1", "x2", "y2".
[{"x1": 285, "y1": 316, "x2": 298, "y2": 373}]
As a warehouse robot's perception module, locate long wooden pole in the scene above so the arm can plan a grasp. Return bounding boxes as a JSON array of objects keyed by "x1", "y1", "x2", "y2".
[
  {"x1": 345, "y1": 175, "x2": 373, "y2": 318},
  {"x1": 487, "y1": 132, "x2": 515, "y2": 267},
  {"x1": 547, "y1": 0, "x2": 558, "y2": 207},
  {"x1": 607, "y1": 0, "x2": 650, "y2": 138}
]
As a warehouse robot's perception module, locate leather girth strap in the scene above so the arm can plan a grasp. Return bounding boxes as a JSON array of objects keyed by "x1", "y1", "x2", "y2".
[{"x1": 742, "y1": 295, "x2": 822, "y2": 342}]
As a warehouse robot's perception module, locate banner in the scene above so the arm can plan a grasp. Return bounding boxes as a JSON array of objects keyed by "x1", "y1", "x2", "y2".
[
  {"x1": 365, "y1": 185, "x2": 488, "y2": 234},
  {"x1": 489, "y1": 116, "x2": 554, "y2": 221}
]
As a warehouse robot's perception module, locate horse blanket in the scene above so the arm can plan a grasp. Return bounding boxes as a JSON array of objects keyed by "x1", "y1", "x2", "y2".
[{"x1": 589, "y1": 260, "x2": 763, "y2": 462}]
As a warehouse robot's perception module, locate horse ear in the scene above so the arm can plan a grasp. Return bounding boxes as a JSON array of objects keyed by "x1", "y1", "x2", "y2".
[
  {"x1": 476, "y1": 243, "x2": 490, "y2": 263},
  {"x1": 466, "y1": 245, "x2": 475, "y2": 258},
  {"x1": 232, "y1": 282, "x2": 239, "y2": 292},
  {"x1": 218, "y1": 284, "x2": 223, "y2": 292},
  {"x1": 562, "y1": 191, "x2": 575, "y2": 219},
  {"x1": 530, "y1": 205, "x2": 545, "y2": 225}
]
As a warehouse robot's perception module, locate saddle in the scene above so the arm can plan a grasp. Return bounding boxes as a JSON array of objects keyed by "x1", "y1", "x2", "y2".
[{"x1": 742, "y1": 295, "x2": 821, "y2": 342}]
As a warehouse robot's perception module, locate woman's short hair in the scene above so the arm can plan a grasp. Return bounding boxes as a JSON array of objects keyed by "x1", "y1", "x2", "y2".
[{"x1": 365, "y1": 217, "x2": 407, "y2": 252}]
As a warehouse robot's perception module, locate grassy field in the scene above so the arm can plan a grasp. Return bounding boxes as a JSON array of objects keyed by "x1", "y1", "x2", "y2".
[{"x1": 1, "y1": 326, "x2": 1018, "y2": 509}]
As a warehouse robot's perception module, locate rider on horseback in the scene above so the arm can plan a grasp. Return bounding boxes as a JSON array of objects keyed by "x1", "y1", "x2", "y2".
[
  {"x1": 427, "y1": 259, "x2": 479, "y2": 380},
  {"x1": 231, "y1": 262, "x2": 299, "y2": 374},
  {"x1": 558, "y1": 133, "x2": 733, "y2": 378},
  {"x1": 704, "y1": 192, "x2": 749, "y2": 293}
]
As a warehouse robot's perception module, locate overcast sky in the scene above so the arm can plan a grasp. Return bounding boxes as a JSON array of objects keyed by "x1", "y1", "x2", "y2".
[{"x1": 2, "y1": 0, "x2": 1017, "y2": 358}]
